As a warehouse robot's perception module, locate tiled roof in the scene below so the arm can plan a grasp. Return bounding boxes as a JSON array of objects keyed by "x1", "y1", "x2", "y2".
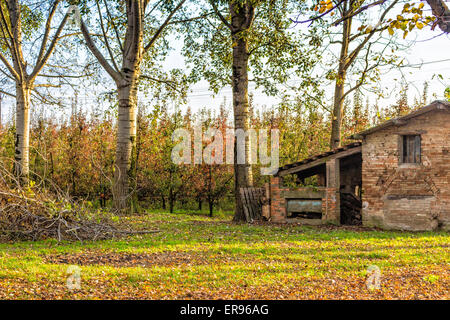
[{"x1": 350, "y1": 100, "x2": 450, "y2": 139}]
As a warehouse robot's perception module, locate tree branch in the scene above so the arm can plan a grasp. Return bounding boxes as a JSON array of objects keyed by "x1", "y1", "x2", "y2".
[
  {"x1": 0, "y1": 88, "x2": 15, "y2": 98},
  {"x1": 96, "y1": 0, "x2": 120, "y2": 73},
  {"x1": 0, "y1": 1, "x2": 23, "y2": 80},
  {"x1": 332, "y1": 0, "x2": 387, "y2": 26},
  {"x1": 139, "y1": 74, "x2": 183, "y2": 93},
  {"x1": 34, "y1": 83, "x2": 61, "y2": 88},
  {"x1": 210, "y1": 0, "x2": 232, "y2": 31},
  {"x1": 168, "y1": 12, "x2": 214, "y2": 25},
  {"x1": 79, "y1": 17, "x2": 121, "y2": 83},
  {"x1": 38, "y1": 73, "x2": 92, "y2": 79},
  {"x1": 0, "y1": 66, "x2": 15, "y2": 80},
  {"x1": 0, "y1": 51, "x2": 19, "y2": 80},
  {"x1": 426, "y1": 0, "x2": 450, "y2": 33},
  {"x1": 103, "y1": 0, "x2": 123, "y2": 53},
  {"x1": 345, "y1": 0, "x2": 398, "y2": 69},
  {"x1": 35, "y1": 0, "x2": 60, "y2": 66},
  {"x1": 144, "y1": 0, "x2": 187, "y2": 53},
  {"x1": 291, "y1": 0, "x2": 345, "y2": 25},
  {"x1": 30, "y1": 8, "x2": 72, "y2": 82}
]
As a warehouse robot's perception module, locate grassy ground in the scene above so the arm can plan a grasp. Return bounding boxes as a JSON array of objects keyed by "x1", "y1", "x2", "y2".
[{"x1": 0, "y1": 211, "x2": 448, "y2": 299}]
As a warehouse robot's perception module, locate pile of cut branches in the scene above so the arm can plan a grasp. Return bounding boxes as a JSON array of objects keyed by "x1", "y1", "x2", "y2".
[{"x1": 0, "y1": 165, "x2": 158, "y2": 242}]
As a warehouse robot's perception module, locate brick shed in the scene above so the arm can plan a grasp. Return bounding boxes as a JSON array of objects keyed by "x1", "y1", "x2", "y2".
[{"x1": 268, "y1": 100, "x2": 450, "y2": 231}]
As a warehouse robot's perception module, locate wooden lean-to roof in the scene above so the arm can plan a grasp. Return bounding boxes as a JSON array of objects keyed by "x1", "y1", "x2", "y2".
[{"x1": 276, "y1": 142, "x2": 362, "y2": 177}]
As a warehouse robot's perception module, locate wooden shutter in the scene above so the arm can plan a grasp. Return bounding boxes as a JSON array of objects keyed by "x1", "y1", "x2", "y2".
[
  {"x1": 414, "y1": 135, "x2": 421, "y2": 163},
  {"x1": 401, "y1": 135, "x2": 421, "y2": 163}
]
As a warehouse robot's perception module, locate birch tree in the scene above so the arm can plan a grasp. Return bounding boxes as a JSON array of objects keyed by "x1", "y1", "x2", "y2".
[
  {"x1": 0, "y1": 0, "x2": 70, "y2": 182},
  {"x1": 215, "y1": 0, "x2": 256, "y2": 221},
  {"x1": 77, "y1": 0, "x2": 187, "y2": 212}
]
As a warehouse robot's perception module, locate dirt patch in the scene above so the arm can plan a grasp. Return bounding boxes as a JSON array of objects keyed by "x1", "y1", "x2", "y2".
[
  {"x1": 248, "y1": 220, "x2": 380, "y2": 232},
  {"x1": 45, "y1": 251, "x2": 204, "y2": 267},
  {"x1": 44, "y1": 250, "x2": 244, "y2": 268}
]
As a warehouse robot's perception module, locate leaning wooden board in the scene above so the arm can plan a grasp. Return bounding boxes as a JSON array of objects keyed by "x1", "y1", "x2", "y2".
[{"x1": 239, "y1": 187, "x2": 265, "y2": 222}]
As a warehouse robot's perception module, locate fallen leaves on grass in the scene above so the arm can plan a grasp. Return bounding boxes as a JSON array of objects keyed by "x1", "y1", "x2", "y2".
[
  {"x1": 1, "y1": 212, "x2": 448, "y2": 300},
  {"x1": 0, "y1": 266, "x2": 447, "y2": 300}
]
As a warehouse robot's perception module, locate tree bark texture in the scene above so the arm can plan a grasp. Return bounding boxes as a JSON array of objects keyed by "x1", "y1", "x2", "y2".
[
  {"x1": 229, "y1": 1, "x2": 255, "y2": 222},
  {"x1": 14, "y1": 84, "x2": 31, "y2": 180},
  {"x1": 112, "y1": 0, "x2": 143, "y2": 212},
  {"x1": 330, "y1": 2, "x2": 351, "y2": 149}
]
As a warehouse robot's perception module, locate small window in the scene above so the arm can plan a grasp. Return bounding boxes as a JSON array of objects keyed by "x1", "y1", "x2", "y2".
[{"x1": 401, "y1": 135, "x2": 421, "y2": 163}]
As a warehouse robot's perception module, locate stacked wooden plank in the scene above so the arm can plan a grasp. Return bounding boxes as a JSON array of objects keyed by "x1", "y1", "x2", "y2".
[{"x1": 239, "y1": 187, "x2": 267, "y2": 222}]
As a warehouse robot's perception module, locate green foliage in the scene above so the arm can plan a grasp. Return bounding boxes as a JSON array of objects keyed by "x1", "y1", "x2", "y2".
[
  {"x1": 20, "y1": 3, "x2": 43, "y2": 40},
  {"x1": 0, "y1": 1, "x2": 44, "y2": 52},
  {"x1": 422, "y1": 274, "x2": 439, "y2": 283},
  {"x1": 387, "y1": 2, "x2": 435, "y2": 38},
  {"x1": 182, "y1": 0, "x2": 319, "y2": 95}
]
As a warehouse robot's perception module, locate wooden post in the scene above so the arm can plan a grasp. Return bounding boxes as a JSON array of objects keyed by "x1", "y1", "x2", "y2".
[
  {"x1": 262, "y1": 183, "x2": 270, "y2": 220},
  {"x1": 326, "y1": 158, "x2": 341, "y2": 224}
]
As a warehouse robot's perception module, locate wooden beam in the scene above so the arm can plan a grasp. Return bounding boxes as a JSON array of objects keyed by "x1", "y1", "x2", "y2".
[
  {"x1": 326, "y1": 158, "x2": 340, "y2": 189},
  {"x1": 278, "y1": 146, "x2": 361, "y2": 177},
  {"x1": 281, "y1": 189, "x2": 325, "y2": 199}
]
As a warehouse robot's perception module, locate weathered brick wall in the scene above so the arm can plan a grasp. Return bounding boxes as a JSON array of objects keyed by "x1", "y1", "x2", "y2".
[
  {"x1": 269, "y1": 177, "x2": 288, "y2": 222},
  {"x1": 362, "y1": 109, "x2": 450, "y2": 231},
  {"x1": 269, "y1": 176, "x2": 339, "y2": 224},
  {"x1": 321, "y1": 188, "x2": 339, "y2": 223}
]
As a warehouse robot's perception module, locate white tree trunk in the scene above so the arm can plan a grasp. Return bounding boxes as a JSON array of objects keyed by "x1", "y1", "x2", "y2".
[
  {"x1": 14, "y1": 84, "x2": 31, "y2": 182},
  {"x1": 79, "y1": 0, "x2": 184, "y2": 212},
  {"x1": 113, "y1": 78, "x2": 138, "y2": 211},
  {"x1": 232, "y1": 35, "x2": 253, "y2": 221},
  {"x1": 330, "y1": 71, "x2": 346, "y2": 149},
  {"x1": 229, "y1": 2, "x2": 255, "y2": 221}
]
